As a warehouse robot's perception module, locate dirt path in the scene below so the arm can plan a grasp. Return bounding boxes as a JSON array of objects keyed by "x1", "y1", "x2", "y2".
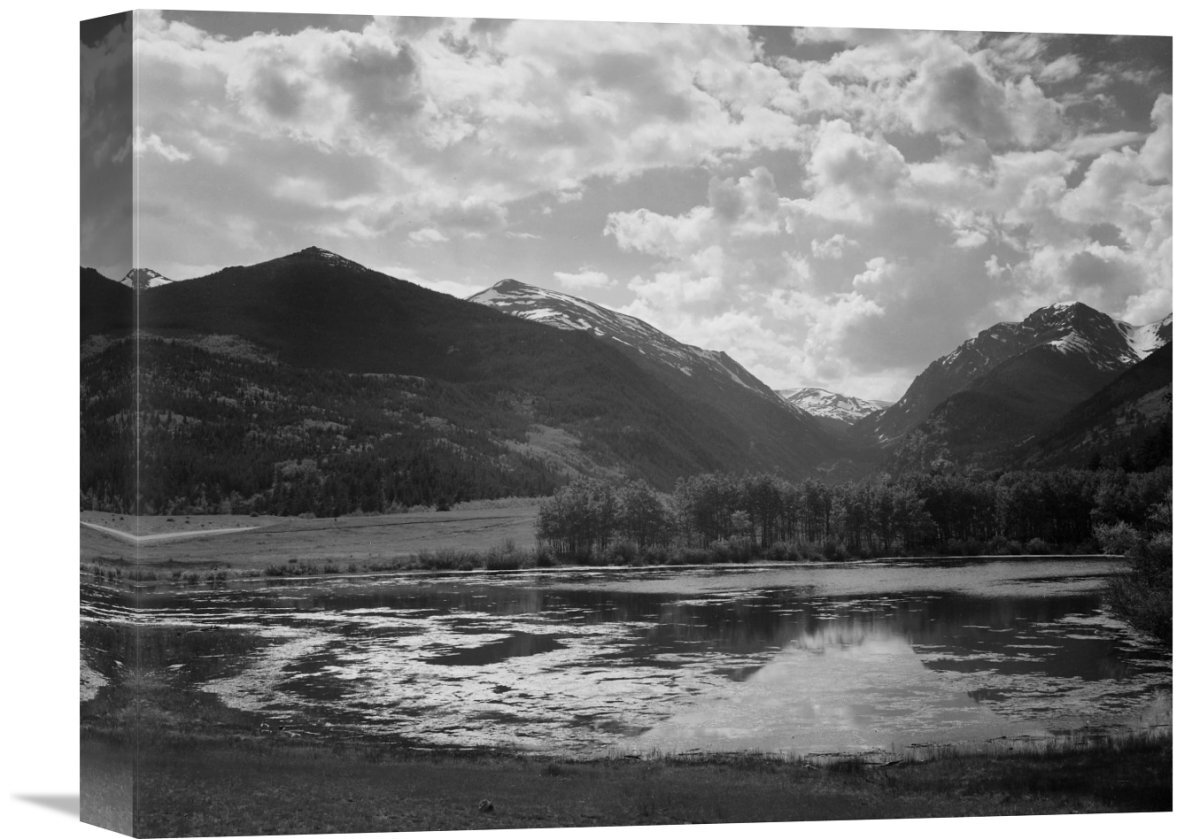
[{"x1": 81, "y1": 521, "x2": 263, "y2": 544}]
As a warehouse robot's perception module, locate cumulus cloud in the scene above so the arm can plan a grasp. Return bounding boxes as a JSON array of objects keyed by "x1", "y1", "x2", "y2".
[
  {"x1": 93, "y1": 15, "x2": 1169, "y2": 400},
  {"x1": 553, "y1": 269, "x2": 613, "y2": 291},
  {"x1": 1139, "y1": 94, "x2": 1171, "y2": 181},
  {"x1": 409, "y1": 227, "x2": 448, "y2": 244},
  {"x1": 902, "y1": 49, "x2": 1011, "y2": 140},
  {"x1": 801, "y1": 120, "x2": 908, "y2": 221},
  {"x1": 811, "y1": 234, "x2": 857, "y2": 261},
  {"x1": 134, "y1": 128, "x2": 193, "y2": 162},
  {"x1": 1039, "y1": 54, "x2": 1082, "y2": 84}
]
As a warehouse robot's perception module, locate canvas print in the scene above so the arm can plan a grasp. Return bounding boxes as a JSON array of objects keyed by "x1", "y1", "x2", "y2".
[{"x1": 80, "y1": 10, "x2": 1172, "y2": 836}]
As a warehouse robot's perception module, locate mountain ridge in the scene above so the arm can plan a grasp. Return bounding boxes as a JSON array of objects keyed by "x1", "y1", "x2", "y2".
[
  {"x1": 107, "y1": 248, "x2": 841, "y2": 502},
  {"x1": 467, "y1": 275, "x2": 842, "y2": 476},
  {"x1": 859, "y1": 301, "x2": 1172, "y2": 445},
  {"x1": 468, "y1": 278, "x2": 784, "y2": 405},
  {"x1": 776, "y1": 386, "x2": 891, "y2": 430}
]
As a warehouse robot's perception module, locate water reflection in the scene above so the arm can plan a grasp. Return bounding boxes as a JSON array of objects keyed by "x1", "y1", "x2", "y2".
[{"x1": 80, "y1": 560, "x2": 1171, "y2": 757}]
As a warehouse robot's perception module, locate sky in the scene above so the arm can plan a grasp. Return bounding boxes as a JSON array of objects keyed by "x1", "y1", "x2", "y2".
[{"x1": 80, "y1": 11, "x2": 1172, "y2": 400}]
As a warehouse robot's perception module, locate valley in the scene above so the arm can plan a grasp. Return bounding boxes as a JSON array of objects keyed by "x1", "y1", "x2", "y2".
[{"x1": 78, "y1": 247, "x2": 1174, "y2": 831}]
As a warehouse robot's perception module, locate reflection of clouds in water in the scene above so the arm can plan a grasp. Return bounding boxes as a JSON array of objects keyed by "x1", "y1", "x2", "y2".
[
  {"x1": 914, "y1": 608, "x2": 1170, "y2": 725},
  {"x1": 202, "y1": 628, "x2": 337, "y2": 714},
  {"x1": 634, "y1": 630, "x2": 1035, "y2": 756}
]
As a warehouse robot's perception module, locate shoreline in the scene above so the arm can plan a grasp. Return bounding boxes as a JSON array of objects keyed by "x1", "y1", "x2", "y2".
[
  {"x1": 81, "y1": 551, "x2": 1122, "y2": 590},
  {"x1": 82, "y1": 727, "x2": 1172, "y2": 835}
]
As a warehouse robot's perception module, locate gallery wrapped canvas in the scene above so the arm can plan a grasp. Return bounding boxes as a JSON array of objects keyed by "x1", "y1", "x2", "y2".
[{"x1": 80, "y1": 8, "x2": 1172, "y2": 837}]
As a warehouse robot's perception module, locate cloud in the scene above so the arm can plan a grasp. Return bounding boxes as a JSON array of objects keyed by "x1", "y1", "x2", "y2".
[
  {"x1": 851, "y1": 257, "x2": 896, "y2": 289},
  {"x1": 81, "y1": 12, "x2": 134, "y2": 278},
  {"x1": 126, "y1": 12, "x2": 818, "y2": 268},
  {"x1": 95, "y1": 15, "x2": 1170, "y2": 401},
  {"x1": 133, "y1": 128, "x2": 194, "y2": 162},
  {"x1": 1063, "y1": 130, "x2": 1144, "y2": 158},
  {"x1": 1038, "y1": 54, "x2": 1082, "y2": 84},
  {"x1": 902, "y1": 49, "x2": 1011, "y2": 140},
  {"x1": 553, "y1": 269, "x2": 613, "y2": 291},
  {"x1": 1139, "y1": 94, "x2": 1171, "y2": 181},
  {"x1": 409, "y1": 227, "x2": 448, "y2": 244},
  {"x1": 800, "y1": 120, "x2": 908, "y2": 221},
  {"x1": 811, "y1": 234, "x2": 857, "y2": 260}
]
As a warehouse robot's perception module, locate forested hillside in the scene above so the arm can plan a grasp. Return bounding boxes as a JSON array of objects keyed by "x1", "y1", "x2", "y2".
[{"x1": 80, "y1": 249, "x2": 841, "y2": 514}]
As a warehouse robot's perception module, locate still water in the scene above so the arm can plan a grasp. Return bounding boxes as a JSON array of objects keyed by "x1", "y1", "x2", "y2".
[{"x1": 81, "y1": 558, "x2": 1171, "y2": 758}]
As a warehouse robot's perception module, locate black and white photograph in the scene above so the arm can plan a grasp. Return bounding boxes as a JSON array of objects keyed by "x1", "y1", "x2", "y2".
[{"x1": 69, "y1": 2, "x2": 1178, "y2": 836}]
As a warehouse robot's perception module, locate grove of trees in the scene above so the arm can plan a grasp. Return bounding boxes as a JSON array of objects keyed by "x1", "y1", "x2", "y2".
[{"x1": 536, "y1": 467, "x2": 1172, "y2": 562}]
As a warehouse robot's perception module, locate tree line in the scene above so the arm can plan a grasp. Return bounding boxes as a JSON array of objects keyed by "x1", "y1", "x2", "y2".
[{"x1": 536, "y1": 467, "x2": 1172, "y2": 561}]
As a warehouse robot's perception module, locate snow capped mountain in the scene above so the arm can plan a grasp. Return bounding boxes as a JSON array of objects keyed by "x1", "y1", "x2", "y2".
[
  {"x1": 777, "y1": 387, "x2": 891, "y2": 428},
  {"x1": 469, "y1": 279, "x2": 783, "y2": 403},
  {"x1": 120, "y1": 267, "x2": 177, "y2": 290},
  {"x1": 863, "y1": 301, "x2": 1172, "y2": 443}
]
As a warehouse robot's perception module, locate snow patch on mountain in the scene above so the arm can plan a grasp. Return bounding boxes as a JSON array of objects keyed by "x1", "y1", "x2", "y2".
[
  {"x1": 468, "y1": 279, "x2": 779, "y2": 400},
  {"x1": 120, "y1": 267, "x2": 176, "y2": 290},
  {"x1": 1121, "y1": 314, "x2": 1172, "y2": 358}
]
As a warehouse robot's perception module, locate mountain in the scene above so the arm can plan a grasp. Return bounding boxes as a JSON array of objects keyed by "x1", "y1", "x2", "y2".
[
  {"x1": 860, "y1": 302, "x2": 1172, "y2": 445},
  {"x1": 468, "y1": 279, "x2": 783, "y2": 403},
  {"x1": 120, "y1": 267, "x2": 177, "y2": 290},
  {"x1": 80, "y1": 267, "x2": 133, "y2": 337},
  {"x1": 82, "y1": 247, "x2": 842, "y2": 514},
  {"x1": 469, "y1": 277, "x2": 841, "y2": 468},
  {"x1": 1018, "y1": 342, "x2": 1172, "y2": 471},
  {"x1": 776, "y1": 386, "x2": 890, "y2": 434}
]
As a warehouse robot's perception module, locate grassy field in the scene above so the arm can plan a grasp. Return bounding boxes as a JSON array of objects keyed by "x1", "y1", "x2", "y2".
[
  {"x1": 80, "y1": 501, "x2": 540, "y2": 571},
  {"x1": 81, "y1": 732, "x2": 1171, "y2": 836}
]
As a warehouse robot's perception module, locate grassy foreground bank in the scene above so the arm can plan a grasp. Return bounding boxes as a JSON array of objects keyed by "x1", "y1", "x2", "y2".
[{"x1": 82, "y1": 732, "x2": 1171, "y2": 836}]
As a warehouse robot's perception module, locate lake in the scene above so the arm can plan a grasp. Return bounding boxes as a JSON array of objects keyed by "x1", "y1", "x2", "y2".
[{"x1": 80, "y1": 557, "x2": 1171, "y2": 760}]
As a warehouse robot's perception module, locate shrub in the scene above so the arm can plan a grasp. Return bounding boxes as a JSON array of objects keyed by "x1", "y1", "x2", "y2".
[
  {"x1": 641, "y1": 546, "x2": 670, "y2": 566},
  {"x1": 709, "y1": 539, "x2": 753, "y2": 564},
  {"x1": 602, "y1": 542, "x2": 639, "y2": 566},
  {"x1": 1095, "y1": 521, "x2": 1141, "y2": 556},
  {"x1": 484, "y1": 541, "x2": 530, "y2": 571},
  {"x1": 764, "y1": 541, "x2": 800, "y2": 563},
  {"x1": 1108, "y1": 531, "x2": 1171, "y2": 644},
  {"x1": 416, "y1": 549, "x2": 479, "y2": 570},
  {"x1": 669, "y1": 547, "x2": 710, "y2": 566}
]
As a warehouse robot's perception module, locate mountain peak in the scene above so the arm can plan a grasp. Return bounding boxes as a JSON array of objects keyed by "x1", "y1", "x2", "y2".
[
  {"x1": 491, "y1": 278, "x2": 531, "y2": 293},
  {"x1": 277, "y1": 246, "x2": 368, "y2": 273},
  {"x1": 1026, "y1": 300, "x2": 1103, "y2": 325},
  {"x1": 861, "y1": 300, "x2": 1169, "y2": 444}
]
